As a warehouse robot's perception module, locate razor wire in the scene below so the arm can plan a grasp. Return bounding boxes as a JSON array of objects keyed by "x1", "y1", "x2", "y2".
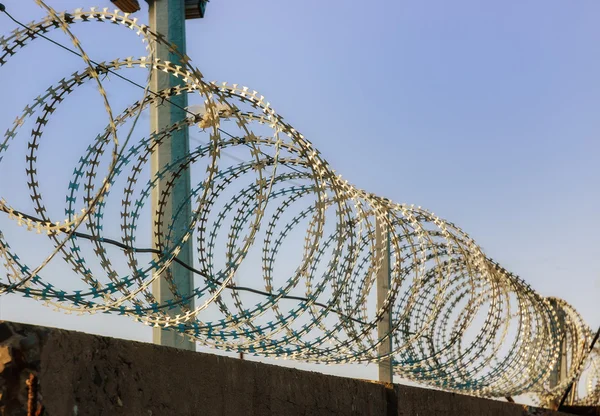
[{"x1": 0, "y1": 2, "x2": 597, "y2": 405}]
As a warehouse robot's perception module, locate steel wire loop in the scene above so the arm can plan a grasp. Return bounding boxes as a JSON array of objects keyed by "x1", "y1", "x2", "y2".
[{"x1": 0, "y1": 2, "x2": 597, "y2": 405}]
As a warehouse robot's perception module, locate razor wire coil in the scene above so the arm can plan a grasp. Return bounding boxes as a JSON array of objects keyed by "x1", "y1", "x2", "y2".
[{"x1": 0, "y1": 2, "x2": 598, "y2": 405}]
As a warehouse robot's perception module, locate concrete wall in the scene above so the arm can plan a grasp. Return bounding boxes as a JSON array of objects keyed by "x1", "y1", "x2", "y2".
[
  {"x1": 394, "y1": 385, "x2": 584, "y2": 416},
  {"x1": 559, "y1": 407, "x2": 600, "y2": 416},
  {"x1": 0, "y1": 321, "x2": 590, "y2": 416}
]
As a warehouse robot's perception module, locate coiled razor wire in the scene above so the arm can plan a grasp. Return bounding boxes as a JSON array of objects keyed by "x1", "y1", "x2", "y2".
[{"x1": 0, "y1": 1, "x2": 597, "y2": 405}]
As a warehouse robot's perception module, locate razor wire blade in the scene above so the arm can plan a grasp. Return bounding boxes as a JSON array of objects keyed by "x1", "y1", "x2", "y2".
[{"x1": 0, "y1": 1, "x2": 597, "y2": 405}]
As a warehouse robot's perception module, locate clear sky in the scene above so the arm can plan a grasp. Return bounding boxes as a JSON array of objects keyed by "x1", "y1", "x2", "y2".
[{"x1": 0, "y1": 0, "x2": 598, "y2": 394}]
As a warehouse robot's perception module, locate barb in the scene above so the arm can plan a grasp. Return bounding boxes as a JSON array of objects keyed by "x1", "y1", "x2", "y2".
[{"x1": 0, "y1": 2, "x2": 597, "y2": 405}]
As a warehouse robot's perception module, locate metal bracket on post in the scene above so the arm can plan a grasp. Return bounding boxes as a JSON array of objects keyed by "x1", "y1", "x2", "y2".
[
  {"x1": 111, "y1": 0, "x2": 141, "y2": 13},
  {"x1": 376, "y1": 212, "x2": 393, "y2": 383}
]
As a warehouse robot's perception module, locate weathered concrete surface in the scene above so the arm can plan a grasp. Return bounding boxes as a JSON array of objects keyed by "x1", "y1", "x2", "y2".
[
  {"x1": 395, "y1": 384, "x2": 578, "y2": 416},
  {"x1": 0, "y1": 320, "x2": 590, "y2": 416},
  {"x1": 561, "y1": 407, "x2": 600, "y2": 416}
]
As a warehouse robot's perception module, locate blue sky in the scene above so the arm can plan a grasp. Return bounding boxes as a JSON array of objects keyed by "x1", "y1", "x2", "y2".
[
  {"x1": 203, "y1": 0, "x2": 598, "y2": 328},
  {"x1": 0, "y1": 0, "x2": 598, "y2": 390}
]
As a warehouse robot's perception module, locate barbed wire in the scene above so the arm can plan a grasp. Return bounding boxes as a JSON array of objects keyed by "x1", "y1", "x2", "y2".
[{"x1": 0, "y1": 1, "x2": 597, "y2": 405}]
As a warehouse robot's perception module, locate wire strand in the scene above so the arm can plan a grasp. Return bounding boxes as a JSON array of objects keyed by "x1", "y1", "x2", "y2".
[{"x1": 1, "y1": 7, "x2": 306, "y2": 180}]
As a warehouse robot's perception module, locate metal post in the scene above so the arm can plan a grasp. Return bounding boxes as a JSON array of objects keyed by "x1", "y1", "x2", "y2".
[
  {"x1": 548, "y1": 336, "x2": 568, "y2": 409},
  {"x1": 548, "y1": 309, "x2": 568, "y2": 408},
  {"x1": 376, "y1": 213, "x2": 393, "y2": 383},
  {"x1": 560, "y1": 337, "x2": 568, "y2": 386},
  {"x1": 148, "y1": 0, "x2": 195, "y2": 351}
]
